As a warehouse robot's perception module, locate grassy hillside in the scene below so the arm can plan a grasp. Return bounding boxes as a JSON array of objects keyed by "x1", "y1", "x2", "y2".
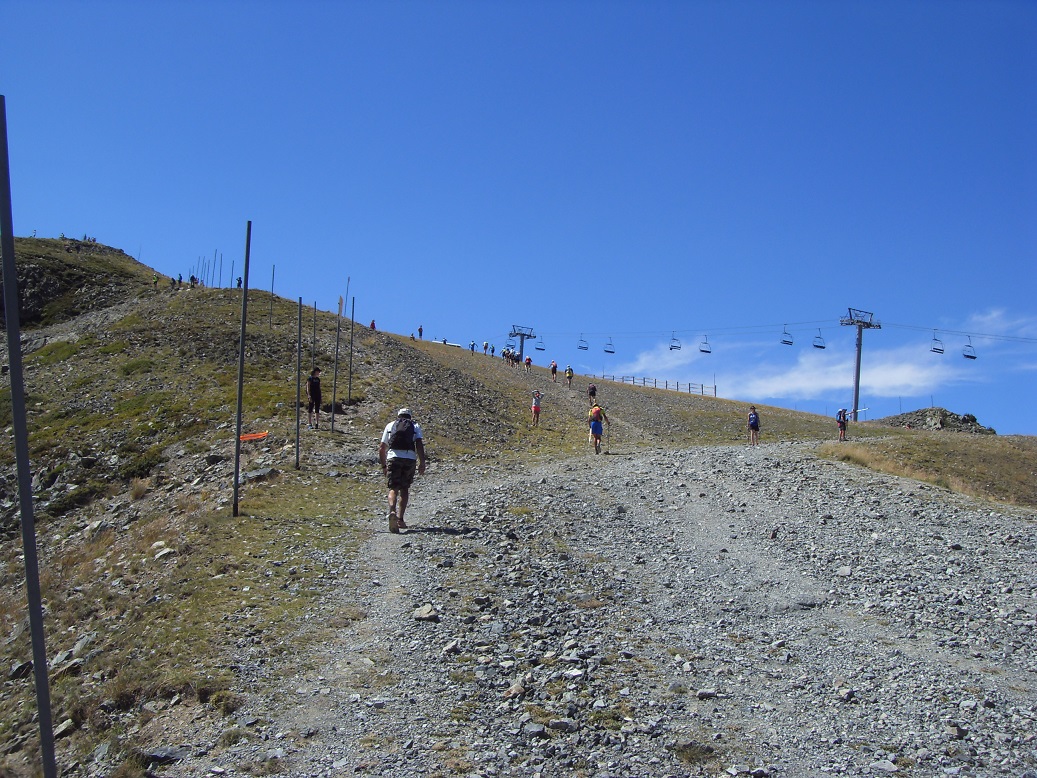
[{"x1": 0, "y1": 239, "x2": 1034, "y2": 775}]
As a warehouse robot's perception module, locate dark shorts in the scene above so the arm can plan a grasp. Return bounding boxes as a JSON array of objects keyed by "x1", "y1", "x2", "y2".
[
  {"x1": 387, "y1": 457, "x2": 417, "y2": 490},
  {"x1": 838, "y1": 421, "x2": 847, "y2": 430},
  {"x1": 308, "y1": 397, "x2": 321, "y2": 413},
  {"x1": 749, "y1": 423, "x2": 759, "y2": 431}
]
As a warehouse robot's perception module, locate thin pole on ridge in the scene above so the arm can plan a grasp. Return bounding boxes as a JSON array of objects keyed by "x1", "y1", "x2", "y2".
[
  {"x1": 296, "y1": 297, "x2": 302, "y2": 470},
  {"x1": 232, "y1": 221, "x2": 252, "y2": 517},
  {"x1": 0, "y1": 93, "x2": 59, "y2": 778},
  {"x1": 331, "y1": 296, "x2": 342, "y2": 433}
]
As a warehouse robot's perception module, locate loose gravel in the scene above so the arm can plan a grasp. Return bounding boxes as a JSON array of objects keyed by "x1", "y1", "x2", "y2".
[{"x1": 153, "y1": 437, "x2": 1036, "y2": 778}]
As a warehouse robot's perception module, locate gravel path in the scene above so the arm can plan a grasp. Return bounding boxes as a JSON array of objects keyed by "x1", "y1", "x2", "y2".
[{"x1": 157, "y1": 434, "x2": 1036, "y2": 777}]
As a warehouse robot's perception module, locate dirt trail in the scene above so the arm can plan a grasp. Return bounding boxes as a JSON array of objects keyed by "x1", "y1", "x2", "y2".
[{"x1": 159, "y1": 438, "x2": 1037, "y2": 777}]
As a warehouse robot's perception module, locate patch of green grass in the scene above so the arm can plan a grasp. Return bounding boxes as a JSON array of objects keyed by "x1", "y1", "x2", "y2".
[
  {"x1": 118, "y1": 358, "x2": 154, "y2": 376},
  {"x1": 29, "y1": 339, "x2": 80, "y2": 363}
]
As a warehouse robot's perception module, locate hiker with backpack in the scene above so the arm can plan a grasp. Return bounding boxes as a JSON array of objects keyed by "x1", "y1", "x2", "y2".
[
  {"x1": 550, "y1": 360, "x2": 558, "y2": 382},
  {"x1": 747, "y1": 405, "x2": 760, "y2": 447},
  {"x1": 378, "y1": 408, "x2": 426, "y2": 534},
  {"x1": 306, "y1": 367, "x2": 322, "y2": 430},
  {"x1": 588, "y1": 403, "x2": 609, "y2": 455},
  {"x1": 564, "y1": 365, "x2": 574, "y2": 389},
  {"x1": 836, "y1": 408, "x2": 848, "y2": 441},
  {"x1": 587, "y1": 382, "x2": 597, "y2": 406}
]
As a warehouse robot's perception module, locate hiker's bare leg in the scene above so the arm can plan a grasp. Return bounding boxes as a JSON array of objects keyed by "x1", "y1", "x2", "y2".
[{"x1": 397, "y1": 488, "x2": 409, "y2": 522}]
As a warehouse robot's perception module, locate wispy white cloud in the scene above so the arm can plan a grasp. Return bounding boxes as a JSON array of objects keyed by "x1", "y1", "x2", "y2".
[
  {"x1": 726, "y1": 343, "x2": 979, "y2": 400},
  {"x1": 963, "y1": 308, "x2": 1037, "y2": 339}
]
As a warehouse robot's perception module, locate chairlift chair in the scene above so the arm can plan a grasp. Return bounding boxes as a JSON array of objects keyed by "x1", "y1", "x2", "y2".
[
  {"x1": 604, "y1": 337, "x2": 615, "y2": 354},
  {"x1": 535, "y1": 337, "x2": 546, "y2": 351},
  {"x1": 962, "y1": 336, "x2": 977, "y2": 360},
  {"x1": 780, "y1": 326, "x2": 794, "y2": 346},
  {"x1": 669, "y1": 332, "x2": 682, "y2": 351},
  {"x1": 505, "y1": 338, "x2": 516, "y2": 350},
  {"x1": 699, "y1": 335, "x2": 711, "y2": 354},
  {"x1": 812, "y1": 329, "x2": 826, "y2": 349},
  {"x1": 577, "y1": 334, "x2": 589, "y2": 351},
  {"x1": 930, "y1": 330, "x2": 944, "y2": 355}
]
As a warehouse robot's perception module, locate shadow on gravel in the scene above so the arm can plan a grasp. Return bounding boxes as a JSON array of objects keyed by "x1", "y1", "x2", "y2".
[{"x1": 402, "y1": 525, "x2": 475, "y2": 536}]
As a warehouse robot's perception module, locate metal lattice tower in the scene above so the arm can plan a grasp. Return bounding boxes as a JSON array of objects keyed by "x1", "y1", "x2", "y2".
[
  {"x1": 840, "y1": 308, "x2": 881, "y2": 422},
  {"x1": 509, "y1": 325, "x2": 536, "y2": 361}
]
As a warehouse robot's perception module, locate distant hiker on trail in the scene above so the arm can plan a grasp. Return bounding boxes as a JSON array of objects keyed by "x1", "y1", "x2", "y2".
[
  {"x1": 587, "y1": 382, "x2": 597, "y2": 406},
  {"x1": 418, "y1": 325, "x2": 423, "y2": 339},
  {"x1": 177, "y1": 273, "x2": 182, "y2": 287},
  {"x1": 836, "y1": 408, "x2": 848, "y2": 441},
  {"x1": 235, "y1": 276, "x2": 241, "y2": 289},
  {"x1": 490, "y1": 344, "x2": 495, "y2": 357},
  {"x1": 306, "y1": 368, "x2": 322, "y2": 430},
  {"x1": 565, "y1": 365, "x2": 574, "y2": 389},
  {"x1": 524, "y1": 355, "x2": 533, "y2": 373},
  {"x1": 588, "y1": 403, "x2": 609, "y2": 455},
  {"x1": 550, "y1": 360, "x2": 558, "y2": 382},
  {"x1": 378, "y1": 408, "x2": 426, "y2": 534},
  {"x1": 152, "y1": 273, "x2": 158, "y2": 289},
  {"x1": 747, "y1": 405, "x2": 761, "y2": 447},
  {"x1": 470, "y1": 341, "x2": 476, "y2": 354},
  {"x1": 483, "y1": 341, "x2": 488, "y2": 355},
  {"x1": 531, "y1": 390, "x2": 542, "y2": 427},
  {"x1": 370, "y1": 320, "x2": 376, "y2": 330}
]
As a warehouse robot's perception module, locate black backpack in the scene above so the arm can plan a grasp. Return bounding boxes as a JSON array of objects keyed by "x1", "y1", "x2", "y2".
[{"x1": 388, "y1": 418, "x2": 416, "y2": 451}]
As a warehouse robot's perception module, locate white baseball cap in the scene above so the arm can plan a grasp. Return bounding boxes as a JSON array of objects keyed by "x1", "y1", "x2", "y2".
[{"x1": 397, "y1": 408, "x2": 412, "y2": 417}]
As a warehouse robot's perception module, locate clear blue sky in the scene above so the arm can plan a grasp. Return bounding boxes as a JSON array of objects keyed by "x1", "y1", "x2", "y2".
[{"x1": 3, "y1": 1, "x2": 1035, "y2": 434}]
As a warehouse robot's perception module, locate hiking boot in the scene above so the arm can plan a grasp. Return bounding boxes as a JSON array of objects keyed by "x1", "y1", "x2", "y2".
[{"x1": 388, "y1": 511, "x2": 400, "y2": 534}]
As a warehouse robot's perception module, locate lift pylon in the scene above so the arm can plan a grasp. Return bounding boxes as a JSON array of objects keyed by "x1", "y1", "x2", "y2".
[
  {"x1": 509, "y1": 325, "x2": 536, "y2": 361},
  {"x1": 839, "y1": 308, "x2": 881, "y2": 422}
]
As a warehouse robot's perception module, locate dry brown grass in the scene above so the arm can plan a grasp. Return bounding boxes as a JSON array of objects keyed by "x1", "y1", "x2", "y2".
[{"x1": 819, "y1": 431, "x2": 1037, "y2": 507}]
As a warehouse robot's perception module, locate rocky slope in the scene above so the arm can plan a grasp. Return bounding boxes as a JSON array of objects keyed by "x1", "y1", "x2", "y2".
[
  {"x1": 143, "y1": 436, "x2": 1036, "y2": 778},
  {"x1": 0, "y1": 241, "x2": 1034, "y2": 777}
]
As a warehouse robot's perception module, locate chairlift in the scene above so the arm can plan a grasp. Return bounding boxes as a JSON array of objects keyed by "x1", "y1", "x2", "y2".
[
  {"x1": 669, "y1": 332, "x2": 682, "y2": 351},
  {"x1": 604, "y1": 337, "x2": 615, "y2": 354},
  {"x1": 535, "y1": 336, "x2": 546, "y2": 351},
  {"x1": 930, "y1": 330, "x2": 944, "y2": 355},
  {"x1": 505, "y1": 338, "x2": 516, "y2": 350},
  {"x1": 812, "y1": 328, "x2": 826, "y2": 350},
  {"x1": 699, "y1": 335, "x2": 711, "y2": 354},
  {"x1": 780, "y1": 325, "x2": 794, "y2": 346},
  {"x1": 577, "y1": 334, "x2": 589, "y2": 351},
  {"x1": 962, "y1": 336, "x2": 977, "y2": 360}
]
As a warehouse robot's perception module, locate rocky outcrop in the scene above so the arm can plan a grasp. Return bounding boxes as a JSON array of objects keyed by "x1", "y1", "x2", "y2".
[{"x1": 877, "y1": 407, "x2": 997, "y2": 434}]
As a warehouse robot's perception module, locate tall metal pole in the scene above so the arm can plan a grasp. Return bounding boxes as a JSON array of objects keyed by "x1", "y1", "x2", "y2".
[
  {"x1": 311, "y1": 302, "x2": 317, "y2": 370},
  {"x1": 348, "y1": 296, "x2": 355, "y2": 405},
  {"x1": 269, "y1": 264, "x2": 275, "y2": 329},
  {"x1": 232, "y1": 221, "x2": 252, "y2": 517},
  {"x1": 295, "y1": 297, "x2": 302, "y2": 470},
  {"x1": 840, "y1": 308, "x2": 881, "y2": 423},
  {"x1": 331, "y1": 297, "x2": 342, "y2": 433},
  {"x1": 0, "y1": 94, "x2": 59, "y2": 778},
  {"x1": 219, "y1": 252, "x2": 223, "y2": 288},
  {"x1": 211, "y1": 249, "x2": 217, "y2": 287},
  {"x1": 852, "y1": 323, "x2": 864, "y2": 423}
]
